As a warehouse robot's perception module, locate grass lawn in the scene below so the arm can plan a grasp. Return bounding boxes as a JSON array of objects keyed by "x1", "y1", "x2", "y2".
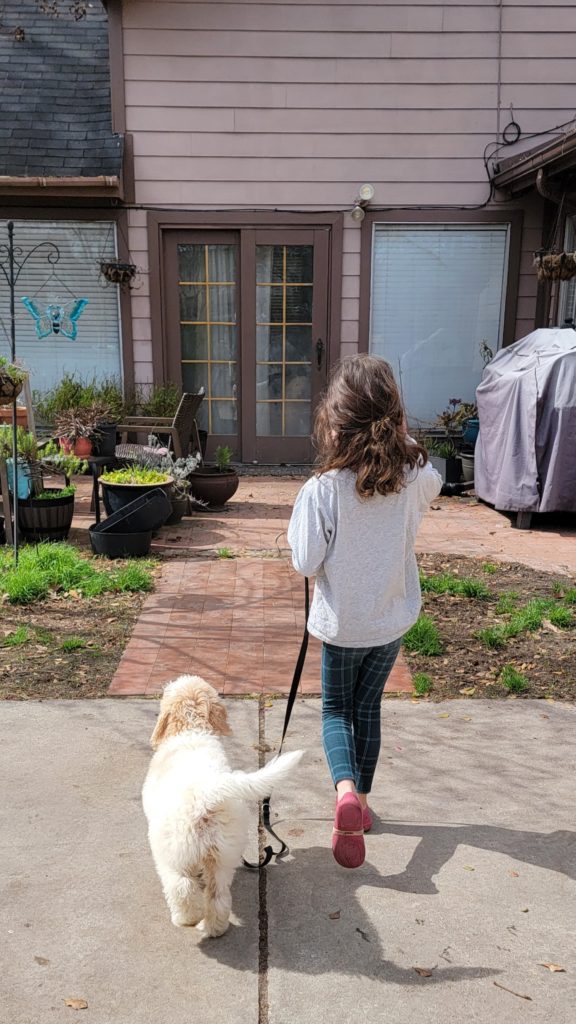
[
  {"x1": 409, "y1": 554, "x2": 576, "y2": 700},
  {"x1": 0, "y1": 544, "x2": 156, "y2": 699}
]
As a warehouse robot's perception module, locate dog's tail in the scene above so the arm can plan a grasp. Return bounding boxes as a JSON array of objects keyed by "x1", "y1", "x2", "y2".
[{"x1": 207, "y1": 749, "x2": 304, "y2": 805}]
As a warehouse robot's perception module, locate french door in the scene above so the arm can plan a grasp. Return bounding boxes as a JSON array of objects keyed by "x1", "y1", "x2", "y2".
[{"x1": 164, "y1": 228, "x2": 329, "y2": 463}]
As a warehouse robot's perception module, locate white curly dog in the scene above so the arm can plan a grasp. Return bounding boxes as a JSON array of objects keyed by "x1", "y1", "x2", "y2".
[{"x1": 142, "y1": 675, "x2": 302, "y2": 937}]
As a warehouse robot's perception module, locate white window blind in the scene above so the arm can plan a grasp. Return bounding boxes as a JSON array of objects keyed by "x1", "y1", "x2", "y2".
[
  {"x1": 0, "y1": 220, "x2": 121, "y2": 392},
  {"x1": 370, "y1": 224, "x2": 509, "y2": 426}
]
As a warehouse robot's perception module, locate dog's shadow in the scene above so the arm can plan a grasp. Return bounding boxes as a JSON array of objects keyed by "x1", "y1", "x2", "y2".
[{"x1": 197, "y1": 818, "x2": 576, "y2": 981}]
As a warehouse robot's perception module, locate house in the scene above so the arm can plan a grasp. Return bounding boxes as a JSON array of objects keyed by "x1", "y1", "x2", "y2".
[{"x1": 2, "y1": 0, "x2": 576, "y2": 464}]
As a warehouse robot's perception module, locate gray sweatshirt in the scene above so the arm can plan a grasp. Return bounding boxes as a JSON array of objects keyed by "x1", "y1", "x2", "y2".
[{"x1": 287, "y1": 463, "x2": 442, "y2": 648}]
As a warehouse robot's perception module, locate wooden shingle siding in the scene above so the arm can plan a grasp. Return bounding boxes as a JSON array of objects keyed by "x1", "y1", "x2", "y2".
[{"x1": 122, "y1": 1, "x2": 575, "y2": 382}]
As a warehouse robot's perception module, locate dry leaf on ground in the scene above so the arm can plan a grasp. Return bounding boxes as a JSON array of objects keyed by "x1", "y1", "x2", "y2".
[
  {"x1": 34, "y1": 956, "x2": 50, "y2": 966},
  {"x1": 64, "y1": 999, "x2": 88, "y2": 1010},
  {"x1": 413, "y1": 967, "x2": 433, "y2": 977},
  {"x1": 328, "y1": 910, "x2": 341, "y2": 920},
  {"x1": 288, "y1": 828, "x2": 304, "y2": 837},
  {"x1": 539, "y1": 963, "x2": 566, "y2": 972}
]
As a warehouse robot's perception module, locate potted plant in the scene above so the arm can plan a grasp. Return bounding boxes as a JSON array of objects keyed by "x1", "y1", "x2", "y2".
[
  {"x1": 0, "y1": 428, "x2": 86, "y2": 541},
  {"x1": 0, "y1": 357, "x2": 28, "y2": 406},
  {"x1": 188, "y1": 445, "x2": 239, "y2": 508},
  {"x1": 136, "y1": 434, "x2": 201, "y2": 524},
  {"x1": 99, "y1": 466, "x2": 173, "y2": 518},
  {"x1": 55, "y1": 401, "x2": 110, "y2": 457},
  {"x1": 99, "y1": 258, "x2": 138, "y2": 287},
  {"x1": 425, "y1": 438, "x2": 462, "y2": 484}
]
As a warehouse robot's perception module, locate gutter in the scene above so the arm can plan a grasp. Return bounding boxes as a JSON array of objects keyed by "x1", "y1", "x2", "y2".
[
  {"x1": 0, "y1": 175, "x2": 120, "y2": 189},
  {"x1": 493, "y1": 132, "x2": 576, "y2": 194}
]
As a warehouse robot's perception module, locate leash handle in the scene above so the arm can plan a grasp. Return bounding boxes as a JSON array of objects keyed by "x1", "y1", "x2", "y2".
[{"x1": 242, "y1": 577, "x2": 310, "y2": 870}]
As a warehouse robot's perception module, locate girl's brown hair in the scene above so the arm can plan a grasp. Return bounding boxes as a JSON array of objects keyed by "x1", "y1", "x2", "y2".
[{"x1": 314, "y1": 354, "x2": 428, "y2": 498}]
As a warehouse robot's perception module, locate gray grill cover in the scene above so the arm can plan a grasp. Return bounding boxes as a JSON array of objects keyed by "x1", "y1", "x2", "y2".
[{"x1": 475, "y1": 328, "x2": 576, "y2": 512}]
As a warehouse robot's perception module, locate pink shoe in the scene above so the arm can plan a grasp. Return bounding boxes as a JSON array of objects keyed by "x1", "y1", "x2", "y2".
[
  {"x1": 332, "y1": 793, "x2": 365, "y2": 869},
  {"x1": 362, "y1": 807, "x2": 373, "y2": 833}
]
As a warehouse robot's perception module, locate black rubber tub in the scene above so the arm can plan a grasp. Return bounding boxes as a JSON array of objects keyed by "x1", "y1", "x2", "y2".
[
  {"x1": 89, "y1": 524, "x2": 152, "y2": 559},
  {"x1": 94, "y1": 489, "x2": 172, "y2": 535}
]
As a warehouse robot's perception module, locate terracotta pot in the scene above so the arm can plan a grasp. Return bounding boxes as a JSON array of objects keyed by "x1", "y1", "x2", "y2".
[
  {"x1": 59, "y1": 437, "x2": 93, "y2": 457},
  {"x1": 188, "y1": 468, "x2": 239, "y2": 508},
  {"x1": 0, "y1": 405, "x2": 28, "y2": 427}
]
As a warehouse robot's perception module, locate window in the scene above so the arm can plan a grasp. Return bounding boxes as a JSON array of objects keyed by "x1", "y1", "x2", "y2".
[
  {"x1": 370, "y1": 224, "x2": 509, "y2": 425},
  {"x1": 0, "y1": 220, "x2": 121, "y2": 392}
]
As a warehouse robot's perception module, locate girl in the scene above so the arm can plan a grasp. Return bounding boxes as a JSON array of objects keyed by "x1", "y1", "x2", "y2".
[{"x1": 287, "y1": 354, "x2": 441, "y2": 869}]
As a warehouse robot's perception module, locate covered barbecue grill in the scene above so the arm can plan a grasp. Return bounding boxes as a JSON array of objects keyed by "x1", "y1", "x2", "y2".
[{"x1": 474, "y1": 327, "x2": 576, "y2": 525}]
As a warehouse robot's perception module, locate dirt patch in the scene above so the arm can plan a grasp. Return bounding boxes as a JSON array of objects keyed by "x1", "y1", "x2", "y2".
[
  {"x1": 0, "y1": 592, "x2": 146, "y2": 699},
  {"x1": 412, "y1": 554, "x2": 576, "y2": 701}
]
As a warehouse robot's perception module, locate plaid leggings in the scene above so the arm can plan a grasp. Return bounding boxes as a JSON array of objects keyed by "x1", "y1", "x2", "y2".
[{"x1": 321, "y1": 638, "x2": 402, "y2": 794}]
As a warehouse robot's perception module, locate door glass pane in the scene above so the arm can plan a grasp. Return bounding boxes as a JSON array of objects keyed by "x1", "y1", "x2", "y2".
[
  {"x1": 256, "y1": 244, "x2": 313, "y2": 437},
  {"x1": 178, "y1": 242, "x2": 238, "y2": 435}
]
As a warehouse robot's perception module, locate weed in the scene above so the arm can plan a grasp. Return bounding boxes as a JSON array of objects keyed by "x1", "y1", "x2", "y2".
[
  {"x1": 477, "y1": 624, "x2": 509, "y2": 648},
  {"x1": 60, "y1": 636, "x2": 86, "y2": 652},
  {"x1": 413, "y1": 672, "x2": 433, "y2": 695},
  {"x1": 482, "y1": 562, "x2": 499, "y2": 574},
  {"x1": 549, "y1": 606, "x2": 574, "y2": 629},
  {"x1": 217, "y1": 547, "x2": 234, "y2": 559},
  {"x1": 563, "y1": 588, "x2": 576, "y2": 605},
  {"x1": 403, "y1": 615, "x2": 443, "y2": 656},
  {"x1": 552, "y1": 581, "x2": 566, "y2": 597},
  {"x1": 33, "y1": 626, "x2": 54, "y2": 645},
  {"x1": 495, "y1": 591, "x2": 520, "y2": 615},
  {"x1": 1, "y1": 626, "x2": 30, "y2": 648},
  {"x1": 420, "y1": 571, "x2": 489, "y2": 599},
  {"x1": 499, "y1": 664, "x2": 529, "y2": 693}
]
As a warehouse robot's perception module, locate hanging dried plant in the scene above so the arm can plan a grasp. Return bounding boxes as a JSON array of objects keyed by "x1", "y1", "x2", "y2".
[
  {"x1": 36, "y1": 1, "x2": 88, "y2": 21},
  {"x1": 99, "y1": 259, "x2": 138, "y2": 287},
  {"x1": 534, "y1": 251, "x2": 576, "y2": 282}
]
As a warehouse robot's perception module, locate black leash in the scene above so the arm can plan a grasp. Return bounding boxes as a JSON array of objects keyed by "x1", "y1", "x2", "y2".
[{"x1": 242, "y1": 576, "x2": 310, "y2": 871}]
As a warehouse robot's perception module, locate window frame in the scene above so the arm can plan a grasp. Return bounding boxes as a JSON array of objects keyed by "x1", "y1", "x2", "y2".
[{"x1": 359, "y1": 209, "x2": 523, "y2": 354}]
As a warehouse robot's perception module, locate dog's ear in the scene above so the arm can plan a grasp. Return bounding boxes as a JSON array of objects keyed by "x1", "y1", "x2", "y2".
[
  {"x1": 150, "y1": 708, "x2": 171, "y2": 749},
  {"x1": 208, "y1": 697, "x2": 232, "y2": 736}
]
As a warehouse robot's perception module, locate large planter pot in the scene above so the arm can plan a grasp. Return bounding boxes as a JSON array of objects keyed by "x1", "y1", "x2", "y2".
[
  {"x1": 100, "y1": 479, "x2": 173, "y2": 528},
  {"x1": 0, "y1": 404, "x2": 27, "y2": 427},
  {"x1": 460, "y1": 453, "x2": 475, "y2": 483},
  {"x1": 430, "y1": 455, "x2": 462, "y2": 484},
  {"x1": 91, "y1": 422, "x2": 117, "y2": 458},
  {"x1": 18, "y1": 490, "x2": 75, "y2": 542},
  {"x1": 188, "y1": 468, "x2": 239, "y2": 508},
  {"x1": 166, "y1": 495, "x2": 190, "y2": 525},
  {"x1": 89, "y1": 524, "x2": 152, "y2": 559},
  {"x1": 0, "y1": 373, "x2": 24, "y2": 406}
]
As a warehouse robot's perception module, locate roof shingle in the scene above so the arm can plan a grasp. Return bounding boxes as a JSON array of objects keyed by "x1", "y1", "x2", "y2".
[{"x1": 0, "y1": 0, "x2": 122, "y2": 178}]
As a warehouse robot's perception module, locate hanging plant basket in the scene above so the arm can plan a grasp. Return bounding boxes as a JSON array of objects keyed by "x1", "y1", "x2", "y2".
[
  {"x1": 534, "y1": 251, "x2": 576, "y2": 282},
  {"x1": 99, "y1": 259, "x2": 138, "y2": 286},
  {"x1": 0, "y1": 371, "x2": 24, "y2": 406}
]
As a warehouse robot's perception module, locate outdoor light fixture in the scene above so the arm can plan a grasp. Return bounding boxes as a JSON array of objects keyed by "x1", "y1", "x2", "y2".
[{"x1": 350, "y1": 183, "x2": 375, "y2": 221}]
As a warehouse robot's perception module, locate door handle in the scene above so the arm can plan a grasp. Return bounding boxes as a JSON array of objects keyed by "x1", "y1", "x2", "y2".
[{"x1": 316, "y1": 337, "x2": 324, "y2": 370}]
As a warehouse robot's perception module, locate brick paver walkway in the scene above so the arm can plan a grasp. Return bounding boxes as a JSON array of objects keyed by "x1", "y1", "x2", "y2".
[{"x1": 68, "y1": 475, "x2": 575, "y2": 697}]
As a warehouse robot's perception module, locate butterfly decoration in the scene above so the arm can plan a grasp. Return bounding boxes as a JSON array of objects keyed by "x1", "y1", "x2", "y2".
[{"x1": 20, "y1": 296, "x2": 89, "y2": 340}]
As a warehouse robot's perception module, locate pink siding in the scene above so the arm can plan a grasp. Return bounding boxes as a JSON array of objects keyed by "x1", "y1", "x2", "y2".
[{"x1": 120, "y1": 0, "x2": 575, "y2": 380}]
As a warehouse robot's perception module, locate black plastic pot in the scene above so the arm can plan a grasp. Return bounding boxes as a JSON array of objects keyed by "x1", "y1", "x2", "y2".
[
  {"x1": 89, "y1": 524, "x2": 152, "y2": 558},
  {"x1": 91, "y1": 422, "x2": 117, "y2": 458},
  {"x1": 18, "y1": 490, "x2": 75, "y2": 542},
  {"x1": 430, "y1": 455, "x2": 462, "y2": 484},
  {"x1": 188, "y1": 468, "x2": 239, "y2": 508},
  {"x1": 93, "y1": 489, "x2": 172, "y2": 535},
  {"x1": 100, "y1": 479, "x2": 173, "y2": 521}
]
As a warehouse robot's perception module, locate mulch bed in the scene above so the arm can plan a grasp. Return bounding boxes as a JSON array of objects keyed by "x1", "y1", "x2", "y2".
[
  {"x1": 412, "y1": 554, "x2": 576, "y2": 701},
  {"x1": 0, "y1": 592, "x2": 146, "y2": 700},
  {"x1": 1, "y1": 550, "x2": 574, "y2": 701}
]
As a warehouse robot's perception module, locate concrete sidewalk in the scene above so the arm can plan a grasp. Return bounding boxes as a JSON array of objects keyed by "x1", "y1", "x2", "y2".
[{"x1": 1, "y1": 699, "x2": 575, "y2": 1024}]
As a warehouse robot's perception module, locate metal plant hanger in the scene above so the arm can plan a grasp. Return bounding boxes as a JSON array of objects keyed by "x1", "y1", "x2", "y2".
[{"x1": 0, "y1": 220, "x2": 87, "y2": 560}]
